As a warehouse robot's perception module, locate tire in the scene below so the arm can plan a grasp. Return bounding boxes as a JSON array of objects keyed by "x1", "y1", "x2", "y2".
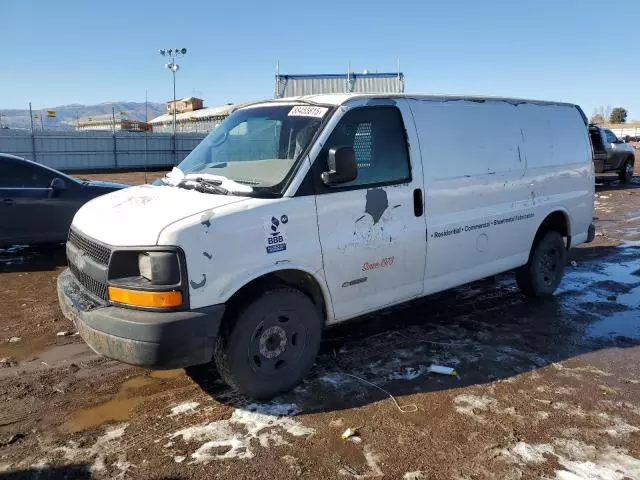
[
  {"x1": 516, "y1": 231, "x2": 567, "y2": 298},
  {"x1": 619, "y1": 159, "x2": 634, "y2": 183},
  {"x1": 213, "y1": 287, "x2": 322, "y2": 399}
]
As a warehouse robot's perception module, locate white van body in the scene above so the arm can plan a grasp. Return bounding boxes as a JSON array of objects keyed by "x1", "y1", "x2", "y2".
[{"x1": 58, "y1": 94, "x2": 594, "y2": 398}]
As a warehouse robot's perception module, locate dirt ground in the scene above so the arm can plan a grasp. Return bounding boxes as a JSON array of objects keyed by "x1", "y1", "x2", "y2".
[{"x1": 0, "y1": 167, "x2": 639, "y2": 479}]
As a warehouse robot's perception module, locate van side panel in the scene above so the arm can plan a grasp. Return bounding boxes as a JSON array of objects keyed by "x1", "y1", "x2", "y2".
[
  {"x1": 410, "y1": 99, "x2": 592, "y2": 295},
  {"x1": 410, "y1": 99, "x2": 534, "y2": 294},
  {"x1": 518, "y1": 103, "x2": 594, "y2": 247}
]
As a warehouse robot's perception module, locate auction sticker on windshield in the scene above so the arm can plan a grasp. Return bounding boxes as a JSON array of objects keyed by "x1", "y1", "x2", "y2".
[{"x1": 288, "y1": 105, "x2": 328, "y2": 118}]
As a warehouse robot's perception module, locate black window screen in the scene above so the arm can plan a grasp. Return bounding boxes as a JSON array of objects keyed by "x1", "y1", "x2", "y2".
[
  {"x1": 322, "y1": 107, "x2": 411, "y2": 187},
  {"x1": 0, "y1": 158, "x2": 54, "y2": 188}
]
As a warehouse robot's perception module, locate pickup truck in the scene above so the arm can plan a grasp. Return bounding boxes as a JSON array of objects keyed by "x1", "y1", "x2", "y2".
[{"x1": 589, "y1": 124, "x2": 636, "y2": 183}]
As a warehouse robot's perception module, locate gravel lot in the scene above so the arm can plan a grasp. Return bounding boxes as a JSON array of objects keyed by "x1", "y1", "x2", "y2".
[{"x1": 0, "y1": 168, "x2": 639, "y2": 479}]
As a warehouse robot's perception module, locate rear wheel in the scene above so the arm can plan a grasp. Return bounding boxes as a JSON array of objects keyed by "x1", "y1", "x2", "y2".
[
  {"x1": 213, "y1": 287, "x2": 322, "y2": 399},
  {"x1": 516, "y1": 231, "x2": 567, "y2": 298},
  {"x1": 619, "y1": 159, "x2": 634, "y2": 183}
]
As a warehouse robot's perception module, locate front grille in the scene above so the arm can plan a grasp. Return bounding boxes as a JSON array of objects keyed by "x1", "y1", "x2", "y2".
[
  {"x1": 68, "y1": 229, "x2": 111, "y2": 265},
  {"x1": 69, "y1": 262, "x2": 108, "y2": 302}
]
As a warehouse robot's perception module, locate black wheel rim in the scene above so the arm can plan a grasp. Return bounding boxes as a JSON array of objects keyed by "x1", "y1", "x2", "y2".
[
  {"x1": 626, "y1": 163, "x2": 633, "y2": 179},
  {"x1": 538, "y1": 246, "x2": 560, "y2": 286},
  {"x1": 247, "y1": 310, "x2": 307, "y2": 375}
]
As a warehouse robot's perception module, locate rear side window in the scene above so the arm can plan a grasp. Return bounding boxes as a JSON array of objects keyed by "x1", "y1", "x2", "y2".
[
  {"x1": 0, "y1": 160, "x2": 54, "y2": 188},
  {"x1": 518, "y1": 104, "x2": 589, "y2": 168},
  {"x1": 604, "y1": 129, "x2": 618, "y2": 144},
  {"x1": 589, "y1": 129, "x2": 604, "y2": 152},
  {"x1": 320, "y1": 107, "x2": 410, "y2": 188}
]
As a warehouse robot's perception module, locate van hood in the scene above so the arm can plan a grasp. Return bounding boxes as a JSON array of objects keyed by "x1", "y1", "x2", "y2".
[{"x1": 72, "y1": 184, "x2": 249, "y2": 246}]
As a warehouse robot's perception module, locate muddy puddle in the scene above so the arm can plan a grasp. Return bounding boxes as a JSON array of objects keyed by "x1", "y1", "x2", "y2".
[
  {"x1": 558, "y1": 247, "x2": 640, "y2": 342},
  {"x1": 66, "y1": 369, "x2": 187, "y2": 433}
]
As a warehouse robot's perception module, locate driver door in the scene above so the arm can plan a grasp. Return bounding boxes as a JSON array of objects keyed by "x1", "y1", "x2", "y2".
[{"x1": 312, "y1": 102, "x2": 427, "y2": 321}]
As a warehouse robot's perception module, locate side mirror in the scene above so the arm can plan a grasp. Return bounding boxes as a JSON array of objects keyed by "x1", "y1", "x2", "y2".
[
  {"x1": 50, "y1": 178, "x2": 67, "y2": 195},
  {"x1": 321, "y1": 147, "x2": 357, "y2": 186}
]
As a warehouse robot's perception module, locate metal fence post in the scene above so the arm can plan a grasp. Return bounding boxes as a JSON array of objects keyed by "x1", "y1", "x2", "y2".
[
  {"x1": 113, "y1": 131, "x2": 119, "y2": 169},
  {"x1": 28, "y1": 102, "x2": 37, "y2": 162},
  {"x1": 112, "y1": 107, "x2": 118, "y2": 168}
]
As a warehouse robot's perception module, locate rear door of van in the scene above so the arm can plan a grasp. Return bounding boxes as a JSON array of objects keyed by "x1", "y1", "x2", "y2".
[
  {"x1": 409, "y1": 99, "x2": 533, "y2": 293},
  {"x1": 313, "y1": 99, "x2": 427, "y2": 321}
]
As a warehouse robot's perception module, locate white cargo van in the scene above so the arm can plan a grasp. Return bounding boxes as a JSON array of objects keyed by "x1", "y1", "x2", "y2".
[{"x1": 58, "y1": 94, "x2": 595, "y2": 398}]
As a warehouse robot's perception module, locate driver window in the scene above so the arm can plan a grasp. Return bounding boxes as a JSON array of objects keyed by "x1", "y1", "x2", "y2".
[{"x1": 320, "y1": 106, "x2": 411, "y2": 188}]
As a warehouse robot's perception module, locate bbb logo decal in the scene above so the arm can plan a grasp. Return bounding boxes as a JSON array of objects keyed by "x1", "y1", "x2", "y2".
[{"x1": 266, "y1": 215, "x2": 287, "y2": 254}]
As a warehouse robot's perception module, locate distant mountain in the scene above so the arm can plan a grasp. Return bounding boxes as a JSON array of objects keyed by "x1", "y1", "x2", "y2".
[{"x1": 0, "y1": 102, "x2": 166, "y2": 131}]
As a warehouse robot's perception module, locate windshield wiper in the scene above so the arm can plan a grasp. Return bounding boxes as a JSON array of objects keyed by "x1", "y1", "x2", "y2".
[{"x1": 178, "y1": 177, "x2": 229, "y2": 195}]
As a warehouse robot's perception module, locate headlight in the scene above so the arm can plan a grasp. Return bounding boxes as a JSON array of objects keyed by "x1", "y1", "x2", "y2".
[
  {"x1": 139, "y1": 253, "x2": 152, "y2": 281},
  {"x1": 137, "y1": 252, "x2": 180, "y2": 285},
  {"x1": 108, "y1": 250, "x2": 185, "y2": 310}
]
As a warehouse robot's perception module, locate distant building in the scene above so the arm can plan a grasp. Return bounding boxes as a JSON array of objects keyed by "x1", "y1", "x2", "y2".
[
  {"x1": 166, "y1": 97, "x2": 204, "y2": 114},
  {"x1": 149, "y1": 104, "x2": 235, "y2": 133},
  {"x1": 275, "y1": 72, "x2": 405, "y2": 98},
  {"x1": 76, "y1": 114, "x2": 151, "y2": 132}
]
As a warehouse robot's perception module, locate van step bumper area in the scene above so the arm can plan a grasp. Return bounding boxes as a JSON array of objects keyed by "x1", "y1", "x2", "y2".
[
  {"x1": 587, "y1": 223, "x2": 596, "y2": 243},
  {"x1": 57, "y1": 268, "x2": 224, "y2": 369}
]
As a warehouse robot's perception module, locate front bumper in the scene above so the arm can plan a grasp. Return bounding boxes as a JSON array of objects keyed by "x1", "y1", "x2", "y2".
[{"x1": 57, "y1": 268, "x2": 224, "y2": 369}]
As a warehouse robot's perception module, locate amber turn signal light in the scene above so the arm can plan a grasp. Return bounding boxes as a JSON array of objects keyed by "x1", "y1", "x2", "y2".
[{"x1": 108, "y1": 286, "x2": 183, "y2": 308}]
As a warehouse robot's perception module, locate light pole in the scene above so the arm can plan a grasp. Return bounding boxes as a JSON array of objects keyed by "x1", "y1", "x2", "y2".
[
  {"x1": 159, "y1": 48, "x2": 187, "y2": 162},
  {"x1": 159, "y1": 48, "x2": 187, "y2": 137}
]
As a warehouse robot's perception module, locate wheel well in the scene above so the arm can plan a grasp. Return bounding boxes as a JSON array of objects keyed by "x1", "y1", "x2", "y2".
[
  {"x1": 224, "y1": 269, "x2": 328, "y2": 325},
  {"x1": 535, "y1": 211, "x2": 570, "y2": 249}
]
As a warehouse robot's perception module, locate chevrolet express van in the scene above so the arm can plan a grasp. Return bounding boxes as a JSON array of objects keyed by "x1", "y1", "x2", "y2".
[{"x1": 58, "y1": 94, "x2": 595, "y2": 398}]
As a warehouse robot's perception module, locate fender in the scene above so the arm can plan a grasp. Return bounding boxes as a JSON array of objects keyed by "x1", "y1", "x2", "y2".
[
  {"x1": 216, "y1": 261, "x2": 335, "y2": 324},
  {"x1": 527, "y1": 206, "x2": 572, "y2": 252}
]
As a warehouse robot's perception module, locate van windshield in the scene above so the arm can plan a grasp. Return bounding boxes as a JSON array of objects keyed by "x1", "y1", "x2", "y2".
[{"x1": 173, "y1": 104, "x2": 330, "y2": 193}]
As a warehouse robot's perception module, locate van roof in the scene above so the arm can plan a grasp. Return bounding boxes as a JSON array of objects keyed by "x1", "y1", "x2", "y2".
[{"x1": 264, "y1": 93, "x2": 578, "y2": 109}]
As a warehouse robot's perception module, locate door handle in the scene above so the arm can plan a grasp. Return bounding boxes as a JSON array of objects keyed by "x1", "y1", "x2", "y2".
[
  {"x1": 413, "y1": 188, "x2": 423, "y2": 217},
  {"x1": 2, "y1": 199, "x2": 14, "y2": 206}
]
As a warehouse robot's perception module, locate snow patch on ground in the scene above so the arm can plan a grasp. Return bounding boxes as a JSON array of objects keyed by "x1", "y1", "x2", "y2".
[
  {"x1": 508, "y1": 442, "x2": 554, "y2": 464},
  {"x1": 57, "y1": 423, "x2": 129, "y2": 475},
  {"x1": 339, "y1": 445, "x2": 383, "y2": 478},
  {"x1": 598, "y1": 415, "x2": 639, "y2": 438},
  {"x1": 551, "y1": 402, "x2": 587, "y2": 417},
  {"x1": 388, "y1": 365, "x2": 430, "y2": 381},
  {"x1": 535, "y1": 411, "x2": 550, "y2": 421},
  {"x1": 169, "y1": 401, "x2": 200, "y2": 416},
  {"x1": 552, "y1": 363, "x2": 611, "y2": 377},
  {"x1": 453, "y1": 394, "x2": 498, "y2": 422},
  {"x1": 169, "y1": 403, "x2": 314, "y2": 463},
  {"x1": 504, "y1": 438, "x2": 640, "y2": 479},
  {"x1": 319, "y1": 373, "x2": 349, "y2": 386},
  {"x1": 403, "y1": 471, "x2": 426, "y2": 479}
]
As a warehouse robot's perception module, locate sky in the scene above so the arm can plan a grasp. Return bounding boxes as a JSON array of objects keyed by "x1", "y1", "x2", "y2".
[{"x1": 2, "y1": 0, "x2": 639, "y2": 119}]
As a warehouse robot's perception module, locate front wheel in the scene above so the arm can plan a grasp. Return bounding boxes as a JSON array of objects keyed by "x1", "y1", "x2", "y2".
[
  {"x1": 619, "y1": 159, "x2": 634, "y2": 183},
  {"x1": 516, "y1": 231, "x2": 567, "y2": 298},
  {"x1": 213, "y1": 287, "x2": 322, "y2": 399}
]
